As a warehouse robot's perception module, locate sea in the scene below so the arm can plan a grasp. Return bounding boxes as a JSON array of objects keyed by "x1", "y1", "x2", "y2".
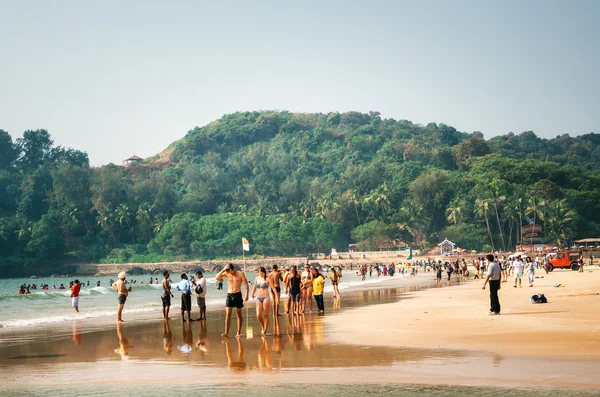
[{"x1": 0, "y1": 271, "x2": 389, "y2": 329}]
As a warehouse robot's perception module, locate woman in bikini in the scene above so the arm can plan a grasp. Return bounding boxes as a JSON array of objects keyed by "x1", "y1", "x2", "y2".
[{"x1": 251, "y1": 267, "x2": 273, "y2": 335}]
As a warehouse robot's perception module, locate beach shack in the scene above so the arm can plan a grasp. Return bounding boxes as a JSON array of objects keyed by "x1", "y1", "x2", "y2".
[
  {"x1": 438, "y1": 238, "x2": 455, "y2": 255},
  {"x1": 123, "y1": 155, "x2": 143, "y2": 166}
]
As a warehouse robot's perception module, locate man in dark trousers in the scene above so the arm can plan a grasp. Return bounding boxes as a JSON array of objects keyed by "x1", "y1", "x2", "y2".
[{"x1": 482, "y1": 253, "x2": 501, "y2": 315}]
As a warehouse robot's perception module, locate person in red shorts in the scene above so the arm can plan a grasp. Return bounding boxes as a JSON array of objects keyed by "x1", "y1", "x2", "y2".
[{"x1": 71, "y1": 279, "x2": 81, "y2": 313}]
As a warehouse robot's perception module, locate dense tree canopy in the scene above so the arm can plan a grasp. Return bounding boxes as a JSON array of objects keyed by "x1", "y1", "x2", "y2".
[{"x1": 1, "y1": 111, "x2": 599, "y2": 275}]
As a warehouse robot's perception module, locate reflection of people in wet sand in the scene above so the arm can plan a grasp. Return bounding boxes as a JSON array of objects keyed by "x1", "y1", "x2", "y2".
[
  {"x1": 273, "y1": 312, "x2": 282, "y2": 337},
  {"x1": 252, "y1": 267, "x2": 273, "y2": 336},
  {"x1": 223, "y1": 337, "x2": 246, "y2": 372},
  {"x1": 196, "y1": 320, "x2": 208, "y2": 355},
  {"x1": 178, "y1": 321, "x2": 193, "y2": 355},
  {"x1": 115, "y1": 323, "x2": 132, "y2": 360},
  {"x1": 216, "y1": 263, "x2": 249, "y2": 338},
  {"x1": 72, "y1": 321, "x2": 82, "y2": 345},
  {"x1": 268, "y1": 265, "x2": 283, "y2": 316},
  {"x1": 113, "y1": 272, "x2": 131, "y2": 323},
  {"x1": 287, "y1": 313, "x2": 303, "y2": 351},
  {"x1": 257, "y1": 337, "x2": 273, "y2": 371},
  {"x1": 163, "y1": 319, "x2": 173, "y2": 354}
]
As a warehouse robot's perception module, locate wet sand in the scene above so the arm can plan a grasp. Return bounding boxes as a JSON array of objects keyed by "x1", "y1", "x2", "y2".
[{"x1": 1, "y1": 270, "x2": 600, "y2": 394}]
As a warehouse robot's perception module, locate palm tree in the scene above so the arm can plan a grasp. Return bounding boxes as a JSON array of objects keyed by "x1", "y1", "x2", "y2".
[
  {"x1": 375, "y1": 193, "x2": 391, "y2": 214},
  {"x1": 152, "y1": 214, "x2": 168, "y2": 235},
  {"x1": 396, "y1": 200, "x2": 427, "y2": 247},
  {"x1": 544, "y1": 199, "x2": 576, "y2": 246},
  {"x1": 475, "y1": 198, "x2": 495, "y2": 251},
  {"x1": 445, "y1": 206, "x2": 463, "y2": 225},
  {"x1": 489, "y1": 192, "x2": 506, "y2": 251},
  {"x1": 136, "y1": 204, "x2": 152, "y2": 241},
  {"x1": 502, "y1": 203, "x2": 520, "y2": 250},
  {"x1": 346, "y1": 190, "x2": 362, "y2": 225},
  {"x1": 115, "y1": 204, "x2": 134, "y2": 243},
  {"x1": 525, "y1": 194, "x2": 545, "y2": 249}
]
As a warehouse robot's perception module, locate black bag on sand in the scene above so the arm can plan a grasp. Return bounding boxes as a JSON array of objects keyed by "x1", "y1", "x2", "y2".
[{"x1": 530, "y1": 294, "x2": 547, "y2": 304}]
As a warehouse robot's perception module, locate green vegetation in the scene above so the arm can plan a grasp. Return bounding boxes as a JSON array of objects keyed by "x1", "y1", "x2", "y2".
[{"x1": 1, "y1": 112, "x2": 599, "y2": 276}]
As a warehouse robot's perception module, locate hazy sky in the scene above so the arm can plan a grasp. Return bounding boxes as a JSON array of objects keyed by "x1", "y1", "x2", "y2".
[{"x1": 1, "y1": 0, "x2": 598, "y2": 165}]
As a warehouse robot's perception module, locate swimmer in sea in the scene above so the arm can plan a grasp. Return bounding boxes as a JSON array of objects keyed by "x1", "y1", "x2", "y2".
[{"x1": 252, "y1": 266, "x2": 273, "y2": 335}]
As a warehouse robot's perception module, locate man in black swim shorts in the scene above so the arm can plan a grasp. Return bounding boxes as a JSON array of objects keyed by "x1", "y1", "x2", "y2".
[
  {"x1": 226, "y1": 291, "x2": 244, "y2": 308},
  {"x1": 268, "y1": 265, "x2": 283, "y2": 316},
  {"x1": 216, "y1": 263, "x2": 249, "y2": 338}
]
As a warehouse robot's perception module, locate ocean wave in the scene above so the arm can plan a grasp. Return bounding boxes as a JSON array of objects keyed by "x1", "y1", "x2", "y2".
[{"x1": 0, "y1": 298, "x2": 224, "y2": 328}]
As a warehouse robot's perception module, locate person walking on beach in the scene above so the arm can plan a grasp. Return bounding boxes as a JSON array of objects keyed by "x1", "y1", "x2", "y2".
[
  {"x1": 526, "y1": 257, "x2": 535, "y2": 287},
  {"x1": 286, "y1": 267, "x2": 302, "y2": 315},
  {"x1": 176, "y1": 273, "x2": 192, "y2": 322},
  {"x1": 194, "y1": 271, "x2": 207, "y2": 321},
  {"x1": 113, "y1": 272, "x2": 131, "y2": 323},
  {"x1": 482, "y1": 254, "x2": 501, "y2": 315},
  {"x1": 251, "y1": 267, "x2": 272, "y2": 336},
  {"x1": 312, "y1": 268, "x2": 325, "y2": 314},
  {"x1": 268, "y1": 265, "x2": 283, "y2": 316},
  {"x1": 161, "y1": 271, "x2": 174, "y2": 320},
  {"x1": 216, "y1": 263, "x2": 249, "y2": 338},
  {"x1": 282, "y1": 266, "x2": 292, "y2": 314},
  {"x1": 330, "y1": 266, "x2": 341, "y2": 299},
  {"x1": 300, "y1": 264, "x2": 313, "y2": 313},
  {"x1": 70, "y1": 279, "x2": 81, "y2": 312},
  {"x1": 513, "y1": 256, "x2": 524, "y2": 288}
]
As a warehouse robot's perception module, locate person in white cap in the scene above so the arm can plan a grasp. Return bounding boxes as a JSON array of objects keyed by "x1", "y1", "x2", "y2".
[{"x1": 113, "y1": 272, "x2": 131, "y2": 322}]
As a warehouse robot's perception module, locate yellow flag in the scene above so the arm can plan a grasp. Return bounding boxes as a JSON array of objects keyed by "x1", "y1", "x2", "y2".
[{"x1": 242, "y1": 237, "x2": 250, "y2": 251}]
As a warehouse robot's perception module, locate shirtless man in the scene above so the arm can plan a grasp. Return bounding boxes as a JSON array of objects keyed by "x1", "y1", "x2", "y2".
[
  {"x1": 268, "y1": 265, "x2": 283, "y2": 316},
  {"x1": 113, "y1": 271, "x2": 131, "y2": 323},
  {"x1": 216, "y1": 263, "x2": 249, "y2": 338}
]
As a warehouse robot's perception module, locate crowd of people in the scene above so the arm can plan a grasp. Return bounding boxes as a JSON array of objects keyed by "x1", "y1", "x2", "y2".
[{"x1": 108, "y1": 263, "x2": 344, "y2": 339}]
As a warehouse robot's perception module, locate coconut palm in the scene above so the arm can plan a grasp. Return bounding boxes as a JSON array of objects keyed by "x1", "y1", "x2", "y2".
[
  {"x1": 525, "y1": 194, "x2": 545, "y2": 248},
  {"x1": 544, "y1": 199, "x2": 576, "y2": 246},
  {"x1": 475, "y1": 198, "x2": 495, "y2": 251},
  {"x1": 489, "y1": 192, "x2": 506, "y2": 251},
  {"x1": 396, "y1": 200, "x2": 427, "y2": 247},
  {"x1": 502, "y1": 203, "x2": 520, "y2": 250},
  {"x1": 445, "y1": 206, "x2": 463, "y2": 225}
]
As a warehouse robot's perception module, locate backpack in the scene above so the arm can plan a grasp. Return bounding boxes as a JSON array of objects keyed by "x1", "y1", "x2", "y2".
[
  {"x1": 195, "y1": 284, "x2": 203, "y2": 294},
  {"x1": 530, "y1": 294, "x2": 547, "y2": 304}
]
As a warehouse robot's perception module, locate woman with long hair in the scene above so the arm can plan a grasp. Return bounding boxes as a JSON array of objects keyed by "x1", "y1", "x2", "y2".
[{"x1": 252, "y1": 267, "x2": 273, "y2": 335}]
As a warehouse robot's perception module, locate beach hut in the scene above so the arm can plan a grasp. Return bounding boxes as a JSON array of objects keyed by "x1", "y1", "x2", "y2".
[
  {"x1": 438, "y1": 238, "x2": 455, "y2": 255},
  {"x1": 123, "y1": 155, "x2": 143, "y2": 165}
]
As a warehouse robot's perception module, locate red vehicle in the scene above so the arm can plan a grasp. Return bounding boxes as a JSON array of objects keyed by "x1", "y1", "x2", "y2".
[{"x1": 548, "y1": 251, "x2": 581, "y2": 272}]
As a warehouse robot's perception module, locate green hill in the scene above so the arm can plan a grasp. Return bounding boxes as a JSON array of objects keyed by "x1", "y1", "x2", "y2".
[{"x1": 1, "y1": 111, "x2": 599, "y2": 275}]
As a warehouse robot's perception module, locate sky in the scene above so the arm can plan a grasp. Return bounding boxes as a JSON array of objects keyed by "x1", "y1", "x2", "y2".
[{"x1": 1, "y1": 0, "x2": 598, "y2": 166}]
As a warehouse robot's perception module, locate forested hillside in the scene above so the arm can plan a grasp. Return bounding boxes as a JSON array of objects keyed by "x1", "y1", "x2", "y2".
[{"x1": 1, "y1": 111, "x2": 599, "y2": 275}]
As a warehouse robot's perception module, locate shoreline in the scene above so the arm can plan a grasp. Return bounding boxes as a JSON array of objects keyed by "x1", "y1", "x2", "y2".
[{"x1": 1, "y1": 268, "x2": 600, "y2": 392}]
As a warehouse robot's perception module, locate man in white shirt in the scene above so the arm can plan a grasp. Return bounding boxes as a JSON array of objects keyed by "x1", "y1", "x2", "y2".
[
  {"x1": 482, "y1": 253, "x2": 501, "y2": 315},
  {"x1": 513, "y1": 256, "x2": 524, "y2": 288},
  {"x1": 195, "y1": 271, "x2": 207, "y2": 321}
]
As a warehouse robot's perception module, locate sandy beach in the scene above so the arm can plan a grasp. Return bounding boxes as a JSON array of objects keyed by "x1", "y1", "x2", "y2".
[
  {"x1": 1, "y1": 265, "x2": 600, "y2": 396},
  {"x1": 327, "y1": 265, "x2": 600, "y2": 359}
]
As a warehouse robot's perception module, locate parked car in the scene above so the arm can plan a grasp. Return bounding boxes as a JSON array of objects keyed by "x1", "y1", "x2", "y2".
[{"x1": 548, "y1": 251, "x2": 581, "y2": 271}]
